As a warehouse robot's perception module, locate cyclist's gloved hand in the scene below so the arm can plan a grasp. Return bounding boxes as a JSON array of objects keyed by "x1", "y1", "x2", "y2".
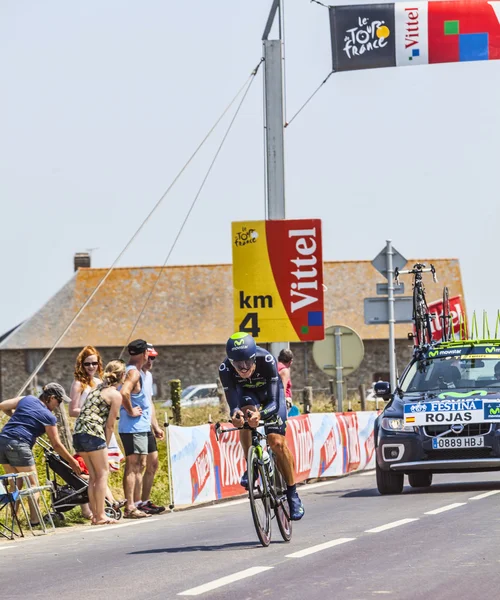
[
  {"x1": 231, "y1": 409, "x2": 244, "y2": 427},
  {"x1": 247, "y1": 410, "x2": 260, "y2": 429}
]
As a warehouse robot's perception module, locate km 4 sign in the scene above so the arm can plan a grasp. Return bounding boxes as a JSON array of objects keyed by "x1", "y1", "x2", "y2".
[{"x1": 232, "y1": 219, "x2": 325, "y2": 342}]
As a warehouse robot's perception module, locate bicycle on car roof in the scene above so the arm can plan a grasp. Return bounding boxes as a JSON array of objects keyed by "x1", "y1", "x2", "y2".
[
  {"x1": 215, "y1": 413, "x2": 291, "y2": 547},
  {"x1": 395, "y1": 263, "x2": 452, "y2": 348}
]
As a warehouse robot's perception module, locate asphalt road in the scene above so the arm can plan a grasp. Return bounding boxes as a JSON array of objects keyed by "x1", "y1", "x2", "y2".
[{"x1": 2, "y1": 470, "x2": 500, "y2": 600}]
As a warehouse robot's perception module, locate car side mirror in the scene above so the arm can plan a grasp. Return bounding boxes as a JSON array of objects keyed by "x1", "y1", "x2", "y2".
[{"x1": 374, "y1": 381, "x2": 391, "y2": 400}]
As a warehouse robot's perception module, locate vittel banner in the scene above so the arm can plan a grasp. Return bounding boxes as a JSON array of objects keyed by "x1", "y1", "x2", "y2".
[
  {"x1": 232, "y1": 219, "x2": 324, "y2": 342},
  {"x1": 395, "y1": 2, "x2": 429, "y2": 66},
  {"x1": 329, "y1": 1, "x2": 500, "y2": 72},
  {"x1": 168, "y1": 412, "x2": 378, "y2": 507}
]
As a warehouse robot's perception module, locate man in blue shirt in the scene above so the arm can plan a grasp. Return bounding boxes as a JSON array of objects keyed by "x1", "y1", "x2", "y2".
[{"x1": 119, "y1": 339, "x2": 153, "y2": 519}]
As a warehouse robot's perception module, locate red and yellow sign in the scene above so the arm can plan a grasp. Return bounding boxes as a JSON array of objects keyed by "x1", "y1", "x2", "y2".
[{"x1": 232, "y1": 219, "x2": 325, "y2": 342}]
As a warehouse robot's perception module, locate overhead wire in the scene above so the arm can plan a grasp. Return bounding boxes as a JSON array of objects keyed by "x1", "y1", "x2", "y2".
[
  {"x1": 284, "y1": 70, "x2": 334, "y2": 128},
  {"x1": 12, "y1": 61, "x2": 263, "y2": 399},
  {"x1": 119, "y1": 60, "x2": 263, "y2": 358}
]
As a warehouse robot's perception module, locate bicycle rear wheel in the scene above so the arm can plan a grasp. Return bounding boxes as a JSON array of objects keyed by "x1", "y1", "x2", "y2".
[
  {"x1": 272, "y1": 465, "x2": 292, "y2": 542},
  {"x1": 247, "y1": 446, "x2": 271, "y2": 547}
]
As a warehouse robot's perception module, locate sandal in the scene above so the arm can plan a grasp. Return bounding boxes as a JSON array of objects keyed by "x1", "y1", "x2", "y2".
[
  {"x1": 92, "y1": 518, "x2": 119, "y2": 526},
  {"x1": 123, "y1": 507, "x2": 151, "y2": 519}
]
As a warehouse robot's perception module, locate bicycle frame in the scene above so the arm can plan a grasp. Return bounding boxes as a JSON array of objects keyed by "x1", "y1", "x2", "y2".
[
  {"x1": 214, "y1": 419, "x2": 291, "y2": 546},
  {"x1": 395, "y1": 263, "x2": 437, "y2": 349}
]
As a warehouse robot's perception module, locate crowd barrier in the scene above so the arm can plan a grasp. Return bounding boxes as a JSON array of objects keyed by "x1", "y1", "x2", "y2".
[{"x1": 168, "y1": 411, "x2": 378, "y2": 507}]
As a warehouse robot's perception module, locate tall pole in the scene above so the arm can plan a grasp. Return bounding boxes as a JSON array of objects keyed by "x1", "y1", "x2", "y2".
[
  {"x1": 386, "y1": 239, "x2": 397, "y2": 392},
  {"x1": 263, "y1": 0, "x2": 288, "y2": 360},
  {"x1": 334, "y1": 326, "x2": 344, "y2": 412}
]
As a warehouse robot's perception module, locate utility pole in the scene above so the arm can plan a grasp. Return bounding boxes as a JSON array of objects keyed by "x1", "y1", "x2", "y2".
[
  {"x1": 386, "y1": 240, "x2": 397, "y2": 392},
  {"x1": 263, "y1": 0, "x2": 288, "y2": 360}
]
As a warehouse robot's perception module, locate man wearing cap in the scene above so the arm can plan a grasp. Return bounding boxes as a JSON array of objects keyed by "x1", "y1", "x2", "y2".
[
  {"x1": 135, "y1": 344, "x2": 165, "y2": 515},
  {"x1": 0, "y1": 383, "x2": 82, "y2": 525},
  {"x1": 119, "y1": 339, "x2": 154, "y2": 518}
]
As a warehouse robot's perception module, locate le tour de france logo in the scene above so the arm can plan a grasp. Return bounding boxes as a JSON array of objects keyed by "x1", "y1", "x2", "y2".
[
  {"x1": 234, "y1": 226, "x2": 259, "y2": 247},
  {"x1": 343, "y1": 16, "x2": 391, "y2": 59}
]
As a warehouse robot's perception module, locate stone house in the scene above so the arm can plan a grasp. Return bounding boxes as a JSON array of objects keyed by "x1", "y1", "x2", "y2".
[{"x1": 0, "y1": 255, "x2": 465, "y2": 401}]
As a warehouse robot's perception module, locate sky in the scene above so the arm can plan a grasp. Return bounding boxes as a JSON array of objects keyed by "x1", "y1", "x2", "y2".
[{"x1": 1, "y1": 0, "x2": 499, "y2": 338}]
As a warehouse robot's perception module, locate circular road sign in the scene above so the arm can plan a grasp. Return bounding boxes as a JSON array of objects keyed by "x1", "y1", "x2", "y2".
[{"x1": 312, "y1": 325, "x2": 364, "y2": 378}]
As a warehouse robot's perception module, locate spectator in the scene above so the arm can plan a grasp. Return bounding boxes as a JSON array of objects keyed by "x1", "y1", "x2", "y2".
[
  {"x1": 69, "y1": 345, "x2": 124, "y2": 518},
  {"x1": 0, "y1": 383, "x2": 82, "y2": 526},
  {"x1": 136, "y1": 345, "x2": 165, "y2": 515},
  {"x1": 119, "y1": 339, "x2": 153, "y2": 519},
  {"x1": 73, "y1": 360, "x2": 125, "y2": 525},
  {"x1": 277, "y1": 349, "x2": 295, "y2": 414},
  {"x1": 73, "y1": 453, "x2": 126, "y2": 512}
]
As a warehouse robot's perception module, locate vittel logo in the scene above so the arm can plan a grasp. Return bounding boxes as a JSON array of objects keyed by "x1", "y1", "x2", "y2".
[
  {"x1": 288, "y1": 227, "x2": 320, "y2": 313},
  {"x1": 403, "y1": 7, "x2": 421, "y2": 61},
  {"x1": 218, "y1": 431, "x2": 245, "y2": 486},
  {"x1": 289, "y1": 419, "x2": 314, "y2": 477}
]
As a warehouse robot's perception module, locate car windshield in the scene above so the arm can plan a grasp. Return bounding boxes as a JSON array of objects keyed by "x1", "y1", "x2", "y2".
[
  {"x1": 181, "y1": 385, "x2": 197, "y2": 399},
  {"x1": 400, "y1": 355, "x2": 500, "y2": 393}
]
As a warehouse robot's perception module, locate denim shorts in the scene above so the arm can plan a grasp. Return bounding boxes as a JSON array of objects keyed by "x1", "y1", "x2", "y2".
[
  {"x1": 0, "y1": 435, "x2": 35, "y2": 467},
  {"x1": 73, "y1": 432, "x2": 107, "y2": 453}
]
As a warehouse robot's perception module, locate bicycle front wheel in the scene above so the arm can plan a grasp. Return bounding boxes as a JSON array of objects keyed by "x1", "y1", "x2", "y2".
[
  {"x1": 247, "y1": 446, "x2": 271, "y2": 547},
  {"x1": 272, "y1": 466, "x2": 292, "y2": 542}
]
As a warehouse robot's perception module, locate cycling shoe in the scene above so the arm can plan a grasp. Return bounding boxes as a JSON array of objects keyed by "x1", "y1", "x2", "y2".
[{"x1": 288, "y1": 492, "x2": 305, "y2": 521}]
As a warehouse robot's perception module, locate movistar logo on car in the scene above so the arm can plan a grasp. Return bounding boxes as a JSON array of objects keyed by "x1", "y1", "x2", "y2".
[
  {"x1": 484, "y1": 402, "x2": 500, "y2": 419},
  {"x1": 427, "y1": 348, "x2": 461, "y2": 358}
]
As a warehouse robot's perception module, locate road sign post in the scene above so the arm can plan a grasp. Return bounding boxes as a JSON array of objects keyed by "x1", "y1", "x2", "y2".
[
  {"x1": 370, "y1": 241, "x2": 408, "y2": 393},
  {"x1": 312, "y1": 325, "x2": 364, "y2": 412}
]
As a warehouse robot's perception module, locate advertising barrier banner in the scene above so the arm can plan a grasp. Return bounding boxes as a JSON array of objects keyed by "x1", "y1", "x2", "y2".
[
  {"x1": 232, "y1": 219, "x2": 324, "y2": 343},
  {"x1": 169, "y1": 412, "x2": 378, "y2": 507},
  {"x1": 329, "y1": 1, "x2": 500, "y2": 72}
]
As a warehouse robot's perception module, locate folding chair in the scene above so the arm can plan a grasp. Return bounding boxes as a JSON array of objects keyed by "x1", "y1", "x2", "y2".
[
  {"x1": 0, "y1": 474, "x2": 24, "y2": 540},
  {"x1": 15, "y1": 472, "x2": 55, "y2": 536}
]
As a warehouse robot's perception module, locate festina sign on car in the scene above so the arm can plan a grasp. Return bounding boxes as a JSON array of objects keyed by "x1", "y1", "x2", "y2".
[
  {"x1": 403, "y1": 399, "x2": 500, "y2": 425},
  {"x1": 414, "y1": 294, "x2": 465, "y2": 342},
  {"x1": 232, "y1": 219, "x2": 325, "y2": 342}
]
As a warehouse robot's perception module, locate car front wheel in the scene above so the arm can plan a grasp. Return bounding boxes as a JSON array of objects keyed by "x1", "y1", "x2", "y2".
[
  {"x1": 376, "y1": 462, "x2": 404, "y2": 495},
  {"x1": 408, "y1": 471, "x2": 433, "y2": 488}
]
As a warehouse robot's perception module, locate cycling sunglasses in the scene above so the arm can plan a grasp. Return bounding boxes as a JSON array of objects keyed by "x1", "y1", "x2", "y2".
[{"x1": 230, "y1": 358, "x2": 255, "y2": 371}]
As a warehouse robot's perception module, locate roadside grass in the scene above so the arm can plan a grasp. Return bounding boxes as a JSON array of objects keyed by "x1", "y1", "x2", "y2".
[{"x1": 1, "y1": 398, "x2": 379, "y2": 527}]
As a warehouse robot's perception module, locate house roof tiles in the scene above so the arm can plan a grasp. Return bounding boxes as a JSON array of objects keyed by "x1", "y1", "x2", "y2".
[{"x1": 0, "y1": 258, "x2": 464, "y2": 349}]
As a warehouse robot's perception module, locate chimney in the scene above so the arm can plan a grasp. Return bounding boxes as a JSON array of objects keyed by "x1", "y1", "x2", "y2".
[{"x1": 74, "y1": 252, "x2": 91, "y2": 272}]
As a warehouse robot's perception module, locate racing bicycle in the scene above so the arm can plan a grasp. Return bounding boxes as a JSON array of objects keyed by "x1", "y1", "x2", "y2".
[
  {"x1": 395, "y1": 263, "x2": 437, "y2": 347},
  {"x1": 215, "y1": 416, "x2": 292, "y2": 547}
]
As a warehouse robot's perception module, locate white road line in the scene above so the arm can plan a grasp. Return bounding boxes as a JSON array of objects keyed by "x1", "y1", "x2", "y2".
[
  {"x1": 206, "y1": 499, "x2": 247, "y2": 509},
  {"x1": 285, "y1": 537, "x2": 356, "y2": 558},
  {"x1": 83, "y1": 518, "x2": 160, "y2": 533},
  {"x1": 469, "y1": 490, "x2": 500, "y2": 501},
  {"x1": 0, "y1": 545, "x2": 15, "y2": 551},
  {"x1": 424, "y1": 503, "x2": 466, "y2": 515},
  {"x1": 365, "y1": 518, "x2": 419, "y2": 533},
  {"x1": 178, "y1": 566, "x2": 273, "y2": 596}
]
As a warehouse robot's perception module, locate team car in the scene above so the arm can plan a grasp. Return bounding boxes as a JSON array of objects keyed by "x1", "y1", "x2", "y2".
[{"x1": 375, "y1": 340, "x2": 500, "y2": 494}]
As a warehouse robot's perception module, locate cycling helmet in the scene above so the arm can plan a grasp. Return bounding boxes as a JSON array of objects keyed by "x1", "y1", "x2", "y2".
[{"x1": 226, "y1": 332, "x2": 257, "y2": 363}]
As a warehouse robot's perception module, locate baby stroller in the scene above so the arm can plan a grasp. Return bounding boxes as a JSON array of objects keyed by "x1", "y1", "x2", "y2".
[{"x1": 38, "y1": 438, "x2": 122, "y2": 522}]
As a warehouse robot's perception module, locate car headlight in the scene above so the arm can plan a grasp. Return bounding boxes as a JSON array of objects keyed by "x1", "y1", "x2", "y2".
[{"x1": 381, "y1": 417, "x2": 416, "y2": 433}]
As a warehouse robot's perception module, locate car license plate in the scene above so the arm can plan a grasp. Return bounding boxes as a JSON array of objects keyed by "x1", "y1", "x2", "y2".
[{"x1": 432, "y1": 436, "x2": 485, "y2": 449}]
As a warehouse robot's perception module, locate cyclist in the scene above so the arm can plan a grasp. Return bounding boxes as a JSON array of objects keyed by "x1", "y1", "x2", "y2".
[{"x1": 219, "y1": 332, "x2": 305, "y2": 521}]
